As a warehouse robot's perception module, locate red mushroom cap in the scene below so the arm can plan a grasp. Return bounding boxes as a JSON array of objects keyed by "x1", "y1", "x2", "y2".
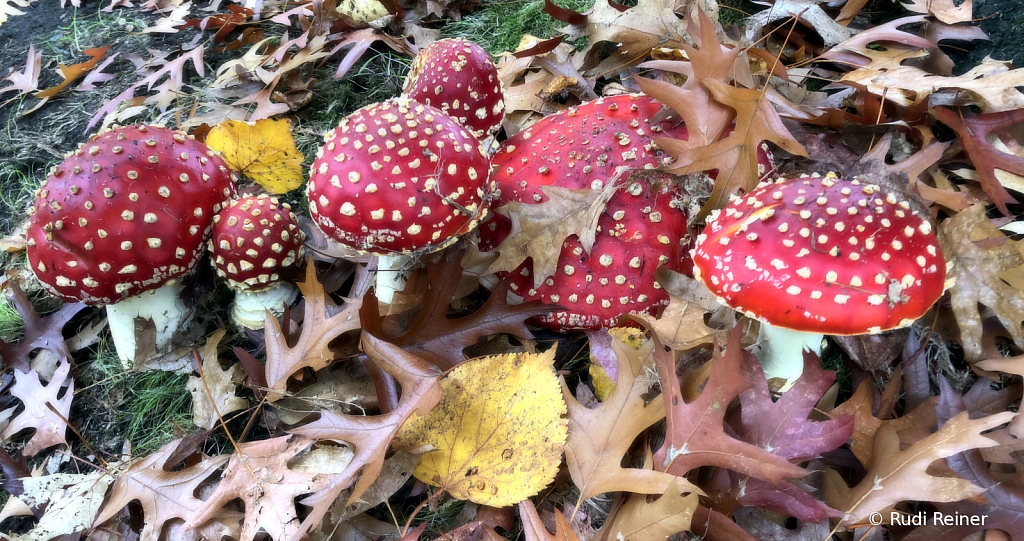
[
  {"x1": 692, "y1": 173, "x2": 946, "y2": 335},
  {"x1": 402, "y1": 38, "x2": 504, "y2": 141},
  {"x1": 209, "y1": 194, "x2": 304, "y2": 292},
  {"x1": 308, "y1": 98, "x2": 492, "y2": 255},
  {"x1": 26, "y1": 125, "x2": 237, "y2": 305},
  {"x1": 511, "y1": 171, "x2": 695, "y2": 331}
]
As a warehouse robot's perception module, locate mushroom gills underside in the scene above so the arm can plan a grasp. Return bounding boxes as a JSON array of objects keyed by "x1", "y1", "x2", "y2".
[{"x1": 232, "y1": 281, "x2": 300, "y2": 330}]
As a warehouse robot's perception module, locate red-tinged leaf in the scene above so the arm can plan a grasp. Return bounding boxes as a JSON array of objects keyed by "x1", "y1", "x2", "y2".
[
  {"x1": 360, "y1": 246, "x2": 554, "y2": 370},
  {"x1": 183, "y1": 4, "x2": 253, "y2": 43},
  {"x1": 653, "y1": 327, "x2": 807, "y2": 484},
  {"x1": 0, "y1": 283, "x2": 87, "y2": 373},
  {"x1": 730, "y1": 477, "x2": 842, "y2": 522},
  {"x1": 0, "y1": 45, "x2": 41, "y2": 96},
  {"x1": 35, "y1": 46, "x2": 108, "y2": 99},
  {"x1": 519, "y1": 499, "x2": 581, "y2": 541},
  {"x1": 739, "y1": 353, "x2": 854, "y2": 462},
  {"x1": 690, "y1": 505, "x2": 758, "y2": 541},
  {"x1": 933, "y1": 106, "x2": 1024, "y2": 215},
  {"x1": 74, "y1": 52, "x2": 119, "y2": 91},
  {"x1": 288, "y1": 333, "x2": 442, "y2": 536},
  {"x1": 543, "y1": 0, "x2": 583, "y2": 24}
]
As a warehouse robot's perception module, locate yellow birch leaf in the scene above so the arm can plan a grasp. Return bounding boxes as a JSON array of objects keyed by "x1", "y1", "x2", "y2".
[
  {"x1": 206, "y1": 118, "x2": 303, "y2": 194},
  {"x1": 394, "y1": 350, "x2": 568, "y2": 506}
]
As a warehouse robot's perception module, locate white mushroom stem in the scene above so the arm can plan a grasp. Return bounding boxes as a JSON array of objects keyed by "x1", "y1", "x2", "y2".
[
  {"x1": 375, "y1": 254, "x2": 411, "y2": 305},
  {"x1": 750, "y1": 323, "x2": 823, "y2": 392},
  {"x1": 106, "y1": 282, "x2": 189, "y2": 368},
  {"x1": 231, "y1": 282, "x2": 300, "y2": 330}
]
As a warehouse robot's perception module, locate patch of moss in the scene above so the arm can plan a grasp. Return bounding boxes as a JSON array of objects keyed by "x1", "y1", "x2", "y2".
[{"x1": 441, "y1": 0, "x2": 595, "y2": 55}]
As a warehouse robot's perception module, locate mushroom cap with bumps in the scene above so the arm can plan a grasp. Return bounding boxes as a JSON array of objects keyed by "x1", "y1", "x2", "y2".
[
  {"x1": 403, "y1": 38, "x2": 504, "y2": 141},
  {"x1": 308, "y1": 97, "x2": 493, "y2": 255},
  {"x1": 511, "y1": 170, "x2": 695, "y2": 331},
  {"x1": 209, "y1": 194, "x2": 304, "y2": 292},
  {"x1": 26, "y1": 125, "x2": 237, "y2": 305},
  {"x1": 692, "y1": 173, "x2": 946, "y2": 335}
]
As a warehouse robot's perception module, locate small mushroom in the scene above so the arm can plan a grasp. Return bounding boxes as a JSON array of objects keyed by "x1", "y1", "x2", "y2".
[
  {"x1": 26, "y1": 125, "x2": 237, "y2": 364},
  {"x1": 209, "y1": 194, "x2": 305, "y2": 330},
  {"x1": 403, "y1": 38, "x2": 504, "y2": 143},
  {"x1": 691, "y1": 172, "x2": 948, "y2": 389},
  {"x1": 307, "y1": 97, "x2": 493, "y2": 302}
]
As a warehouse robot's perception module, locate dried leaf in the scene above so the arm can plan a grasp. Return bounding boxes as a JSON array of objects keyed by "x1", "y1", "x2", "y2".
[
  {"x1": 395, "y1": 350, "x2": 567, "y2": 506},
  {"x1": 934, "y1": 107, "x2": 1024, "y2": 215},
  {"x1": 16, "y1": 472, "x2": 113, "y2": 541},
  {"x1": 0, "y1": 0, "x2": 32, "y2": 27},
  {"x1": 143, "y1": 0, "x2": 191, "y2": 32},
  {"x1": 264, "y1": 262, "x2": 362, "y2": 401},
  {"x1": 288, "y1": 333, "x2": 442, "y2": 534},
  {"x1": 0, "y1": 360, "x2": 73, "y2": 456},
  {"x1": 93, "y1": 438, "x2": 240, "y2": 541},
  {"x1": 560, "y1": 0, "x2": 688, "y2": 75},
  {"x1": 35, "y1": 46, "x2": 108, "y2": 99},
  {"x1": 658, "y1": 79, "x2": 807, "y2": 219},
  {"x1": 184, "y1": 435, "x2": 335, "y2": 541},
  {"x1": 0, "y1": 283, "x2": 87, "y2": 373},
  {"x1": 828, "y1": 381, "x2": 938, "y2": 466},
  {"x1": 654, "y1": 328, "x2": 807, "y2": 483},
  {"x1": 564, "y1": 332, "x2": 695, "y2": 500},
  {"x1": 844, "y1": 63, "x2": 1024, "y2": 113},
  {"x1": 0, "y1": 44, "x2": 40, "y2": 96},
  {"x1": 205, "y1": 118, "x2": 303, "y2": 194},
  {"x1": 939, "y1": 204, "x2": 1024, "y2": 361},
  {"x1": 187, "y1": 330, "x2": 247, "y2": 429},
  {"x1": 519, "y1": 499, "x2": 581, "y2": 541},
  {"x1": 486, "y1": 183, "x2": 619, "y2": 286},
  {"x1": 604, "y1": 479, "x2": 698, "y2": 541},
  {"x1": 825, "y1": 410, "x2": 1015, "y2": 525}
]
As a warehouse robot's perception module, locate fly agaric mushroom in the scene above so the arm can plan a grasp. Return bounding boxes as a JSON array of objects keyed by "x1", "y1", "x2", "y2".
[
  {"x1": 692, "y1": 172, "x2": 947, "y2": 389},
  {"x1": 516, "y1": 170, "x2": 695, "y2": 330},
  {"x1": 403, "y1": 38, "x2": 504, "y2": 142},
  {"x1": 26, "y1": 125, "x2": 236, "y2": 364},
  {"x1": 480, "y1": 94, "x2": 771, "y2": 330},
  {"x1": 308, "y1": 97, "x2": 492, "y2": 302},
  {"x1": 209, "y1": 194, "x2": 304, "y2": 329}
]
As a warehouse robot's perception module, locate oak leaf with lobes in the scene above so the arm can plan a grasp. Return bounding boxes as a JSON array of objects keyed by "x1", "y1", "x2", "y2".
[
  {"x1": 564, "y1": 329, "x2": 697, "y2": 501},
  {"x1": 654, "y1": 328, "x2": 806, "y2": 483},
  {"x1": 393, "y1": 349, "x2": 568, "y2": 507}
]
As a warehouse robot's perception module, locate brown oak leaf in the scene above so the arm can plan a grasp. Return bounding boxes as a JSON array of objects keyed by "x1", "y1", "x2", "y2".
[
  {"x1": 0, "y1": 360, "x2": 73, "y2": 456},
  {"x1": 603, "y1": 479, "x2": 698, "y2": 541},
  {"x1": 824, "y1": 409, "x2": 1015, "y2": 525},
  {"x1": 187, "y1": 329, "x2": 247, "y2": 429},
  {"x1": 93, "y1": 438, "x2": 240, "y2": 541},
  {"x1": 264, "y1": 262, "x2": 362, "y2": 401},
  {"x1": 564, "y1": 332, "x2": 695, "y2": 501},
  {"x1": 519, "y1": 499, "x2": 581, "y2": 541}
]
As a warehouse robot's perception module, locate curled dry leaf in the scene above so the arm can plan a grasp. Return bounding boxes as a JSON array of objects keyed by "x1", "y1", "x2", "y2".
[
  {"x1": 187, "y1": 329, "x2": 247, "y2": 429},
  {"x1": 394, "y1": 349, "x2": 568, "y2": 506},
  {"x1": 939, "y1": 204, "x2": 1024, "y2": 361},
  {"x1": 205, "y1": 118, "x2": 304, "y2": 194},
  {"x1": 603, "y1": 479, "x2": 698, "y2": 541}
]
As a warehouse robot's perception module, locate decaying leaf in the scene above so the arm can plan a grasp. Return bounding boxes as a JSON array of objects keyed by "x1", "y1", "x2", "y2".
[
  {"x1": 603, "y1": 479, "x2": 698, "y2": 541},
  {"x1": 939, "y1": 204, "x2": 1024, "y2": 361},
  {"x1": 0, "y1": 360, "x2": 73, "y2": 457},
  {"x1": 824, "y1": 410, "x2": 1015, "y2": 525},
  {"x1": 636, "y1": 268, "x2": 719, "y2": 351},
  {"x1": 394, "y1": 349, "x2": 568, "y2": 506},
  {"x1": 35, "y1": 46, "x2": 109, "y2": 99},
  {"x1": 187, "y1": 330, "x2": 248, "y2": 429},
  {"x1": 0, "y1": 44, "x2": 40, "y2": 96},
  {"x1": 746, "y1": 0, "x2": 856, "y2": 47},
  {"x1": 486, "y1": 183, "x2": 619, "y2": 286},
  {"x1": 16, "y1": 471, "x2": 114, "y2": 541},
  {"x1": 564, "y1": 330, "x2": 694, "y2": 501},
  {"x1": 205, "y1": 118, "x2": 304, "y2": 194}
]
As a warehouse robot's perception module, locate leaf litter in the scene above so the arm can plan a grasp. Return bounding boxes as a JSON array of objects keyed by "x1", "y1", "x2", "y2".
[{"x1": 2, "y1": 0, "x2": 1024, "y2": 539}]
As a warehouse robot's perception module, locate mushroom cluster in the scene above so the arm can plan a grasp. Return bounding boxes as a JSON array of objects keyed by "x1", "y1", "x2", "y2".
[
  {"x1": 692, "y1": 172, "x2": 947, "y2": 388},
  {"x1": 308, "y1": 97, "x2": 493, "y2": 301},
  {"x1": 402, "y1": 38, "x2": 505, "y2": 142},
  {"x1": 26, "y1": 125, "x2": 237, "y2": 363},
  {"x1": 209, "y1": 194, "x2": 304, "y2": 329}
]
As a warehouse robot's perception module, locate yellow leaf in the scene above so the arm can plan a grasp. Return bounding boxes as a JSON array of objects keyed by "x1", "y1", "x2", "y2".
[
  {"x1": 206, "y1": 118, "x2": 303, "y2": 194},
  {"x1": 589, "y1": 327, "x2": 643, "y2": 401},
  {"x1": 394, "y1": 350, "x2": 568, "y2": 506}
]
